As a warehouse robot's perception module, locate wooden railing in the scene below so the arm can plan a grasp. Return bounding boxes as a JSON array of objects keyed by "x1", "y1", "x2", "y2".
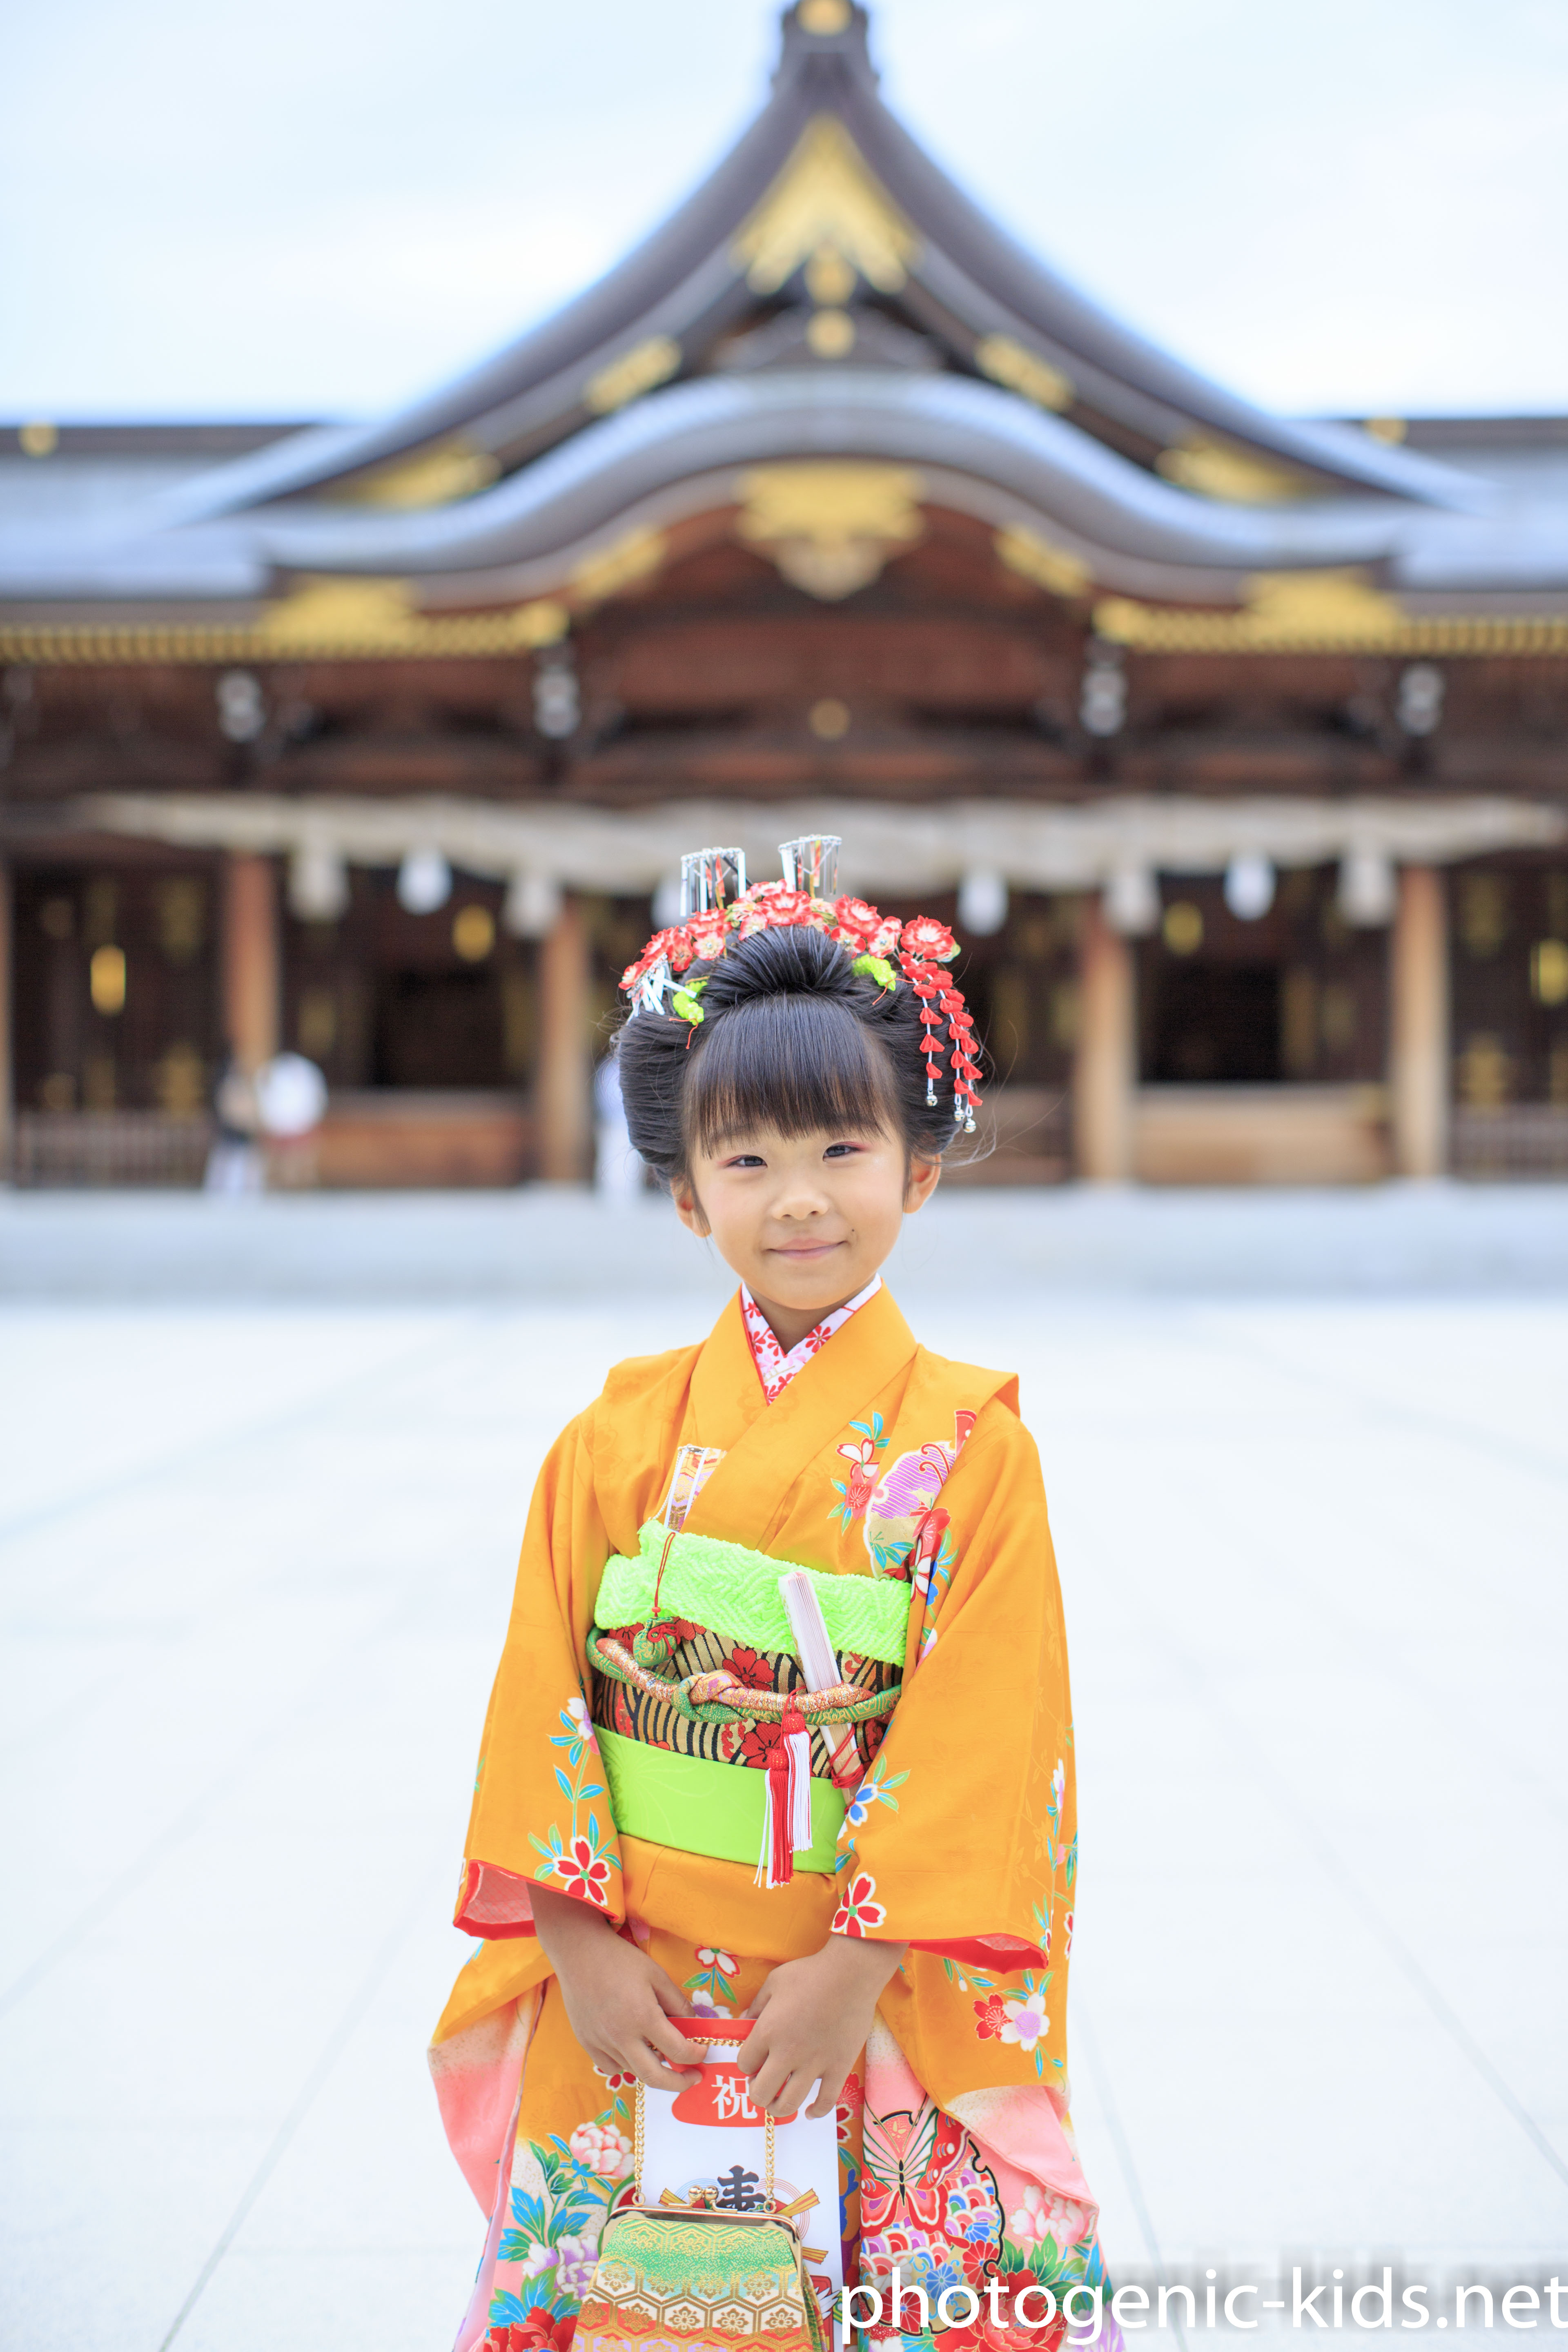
[
  {"x1": 1452, "y1": 1106, "x2": 1568, "y2": 1179},
  {"x1": 10, "y1": 1111, "x2": 214, "y2": 1187}
]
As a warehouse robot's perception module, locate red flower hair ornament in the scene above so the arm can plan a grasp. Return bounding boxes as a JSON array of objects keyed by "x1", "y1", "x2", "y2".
[{"x1": 619, "y1": 853, "x2": 981, "y2": 1131}]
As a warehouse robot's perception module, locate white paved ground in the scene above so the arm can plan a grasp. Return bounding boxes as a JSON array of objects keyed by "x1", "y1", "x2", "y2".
[{"x1": 3, "y1": 1284, "x2": 1567, "y2": 2349}]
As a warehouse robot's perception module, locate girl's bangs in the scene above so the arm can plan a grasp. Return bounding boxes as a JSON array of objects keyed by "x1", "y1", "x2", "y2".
[{"x1": 684, "y1": 993, "x2": 898, "y2": 1156}]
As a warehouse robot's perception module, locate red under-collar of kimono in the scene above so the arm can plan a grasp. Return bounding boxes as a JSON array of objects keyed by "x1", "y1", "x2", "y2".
[{"x1": 738, "y1": 1275, "x2": 882, "y2": 1405}]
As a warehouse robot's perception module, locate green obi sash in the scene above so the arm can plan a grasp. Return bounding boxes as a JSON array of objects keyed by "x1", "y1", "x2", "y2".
[
  {"x1": 597, "y1": 1727, "x2": 845, "y2": 1873},
  {"x1": 595, "y1": 1522, "x2": 909, "y2": 1666},
  {"x1": 590, "y1": 1523, "x2": 902, "y2": 1874}
]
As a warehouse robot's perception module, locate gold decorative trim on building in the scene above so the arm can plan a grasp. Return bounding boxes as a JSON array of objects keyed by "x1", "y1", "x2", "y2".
[
  {"x1": 993, "y1": 524, "x2": 1090, "y2": 599},
  {"x1": 584, "y1": 335, "x2": 682, "y2": 416},
  {"x1": 736, "y1": 460, "x2": 924, "y2": 599},
  {"x1": 339, "y1": 437, "x2": 500, "y2": 509},
  {"x1": 1154, "y1": 437, "x2": 1308, "y2": 505},
  {"x1": 1095, "y1": 570, "x2": 1568, "y2": 655},
  {"x1": 974, "y1": 334, "x2": 1074, "y2": 414},
  {"x1": 732, "y1": 115, "x2": 920, "y2": 294},
  {"x1": 0, "y1": 593, "x2": 570, "y2": 667}
]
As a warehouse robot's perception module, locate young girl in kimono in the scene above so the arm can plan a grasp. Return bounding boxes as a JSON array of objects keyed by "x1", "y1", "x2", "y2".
[{"x1": 432, "y1": 847, "x2": 1114, "y2": 2352}]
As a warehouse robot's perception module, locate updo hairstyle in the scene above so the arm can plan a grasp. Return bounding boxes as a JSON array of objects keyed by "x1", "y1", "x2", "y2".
[{"x1": 615, "y1": 924, "x2": 963, "y2": 1190}]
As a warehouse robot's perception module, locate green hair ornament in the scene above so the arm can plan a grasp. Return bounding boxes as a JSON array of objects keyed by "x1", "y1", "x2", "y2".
[
  {"x1": 851, "y1": 951, "x2": 897, "y2": 992},
  {"x1": 670, "y1": 978, "x2": 708, "y2": 1029}
]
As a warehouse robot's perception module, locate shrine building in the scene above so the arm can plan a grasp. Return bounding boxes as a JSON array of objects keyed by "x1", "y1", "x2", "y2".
[{"x1": 2, "y1": 0, "x2": 1566, "y2": 1189}]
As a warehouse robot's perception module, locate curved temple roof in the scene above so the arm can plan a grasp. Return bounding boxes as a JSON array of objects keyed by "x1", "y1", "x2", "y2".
[
  {"x1": 145, "y1": 1, "x2": 1472, "y2": 523},
  {"x1": 3, "y1": 0, "x2": 1566, "y2": 631}
]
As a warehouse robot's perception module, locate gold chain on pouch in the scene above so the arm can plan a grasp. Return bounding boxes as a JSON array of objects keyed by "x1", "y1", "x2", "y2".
[{"x1": 632, "y1": 2072, "x2": 777, "y2": 2204}]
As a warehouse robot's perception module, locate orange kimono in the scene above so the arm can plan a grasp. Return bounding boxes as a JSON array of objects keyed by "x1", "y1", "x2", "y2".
[{"x1": 432, "y1": 1285, "x2": 1111, "y2": 2352}]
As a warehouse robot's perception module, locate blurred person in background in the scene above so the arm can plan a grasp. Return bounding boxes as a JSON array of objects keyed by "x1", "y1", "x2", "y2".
[{"x1": 203, "y1": 1046, "x2": 264, "y2": 1195}]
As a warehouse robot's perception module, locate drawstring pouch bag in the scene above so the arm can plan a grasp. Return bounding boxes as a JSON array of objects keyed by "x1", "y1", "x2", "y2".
[{"x1": 575, "y1": 2020, "x2": 835, "y2": 2352}]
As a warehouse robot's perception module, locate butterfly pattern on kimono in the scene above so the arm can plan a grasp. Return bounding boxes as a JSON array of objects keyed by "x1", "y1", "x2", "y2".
[{"x1": 858, "y1": 2100, "x2": 1004, "y2": 2287}]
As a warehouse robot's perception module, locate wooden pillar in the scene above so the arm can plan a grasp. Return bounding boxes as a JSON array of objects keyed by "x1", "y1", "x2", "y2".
[
  {"x1": 222, "y1": 853, "x2": 280, "y2": 1072},
  {"x1": 1074, "y1": 895, "x2": 1136, "y2": 1181},
  {"x1": 536, "y1": 895, "x2": 592, "y2": 1182},
  {"x1": 1390, "y1": 864, "x2": 1450, "y2": 1177},
  {"x1": 0, "y1": 858, "x2": 12, "y2": 1179}
]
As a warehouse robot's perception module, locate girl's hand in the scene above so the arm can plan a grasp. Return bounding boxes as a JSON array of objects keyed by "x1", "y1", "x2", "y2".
[
  {"x1": 740, "y1": 1933, "x2": 907, "y2": 2119},
  {"x1": 531, "y1": 1884, "x2": 704, "y2": 2093}
]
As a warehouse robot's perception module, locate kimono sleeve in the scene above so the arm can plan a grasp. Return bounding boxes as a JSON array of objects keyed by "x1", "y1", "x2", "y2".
[
  {"x1": 829, "y1": 1404, "x2": 1074, "y2": 1973},
  {"x1": 453, "y1": 1407, "x2": 625, "y2": 1938}
]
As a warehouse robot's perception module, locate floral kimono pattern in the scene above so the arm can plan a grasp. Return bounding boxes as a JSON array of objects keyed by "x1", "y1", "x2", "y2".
[{"x1": 432, "y1": 1286, "x2": 1116, "y2": 2350}]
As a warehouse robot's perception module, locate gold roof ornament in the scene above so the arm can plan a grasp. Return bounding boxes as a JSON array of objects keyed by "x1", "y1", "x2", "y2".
[
  {"x1": 340, "y1": 438, "x2": 500, "y2": 509},
  {"x1": 806, "y1": 309, "x2": 856, "y2": 358},
  {"x1": 1240, "y1": 568, "x2": 1405, "y2": 641},
  {"x1": 1155, "y1": 437, "x2": 1308, "y2": 505},
  {"x1": 258, "y1": 575, "x2": 420, "y2": 648},
  {"x1": 974, "y1": 335, "x2": 1074, "y2": 415},
  {"x1": 737, "y1": 461, "x2": 924, "y2": 599},
  {"x1": 584, "y1": 335, "x2": 682, "y2": 415},
  {"x1": 993, "y1": 524, "x2": 1091, "y2": 600},
  {"x1": 804, "y1": 245, "x2": 855, "y2": 305},
  {"x1": 732, "y1": 115, "x2": 920, "y2": 295}
]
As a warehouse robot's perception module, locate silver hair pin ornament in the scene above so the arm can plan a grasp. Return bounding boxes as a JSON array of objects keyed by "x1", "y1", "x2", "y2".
[
  {"x1": 778, "y1": 835, "x2": 842, "y2": 899},
  {"x1": 680, "y1": 846, "x2": 746, "y2": 917}
]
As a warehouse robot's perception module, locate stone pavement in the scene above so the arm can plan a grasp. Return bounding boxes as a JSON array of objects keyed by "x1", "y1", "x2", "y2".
[
  {"x1": 3, "y1": 1258, "x2": 1567, "y2": 2347},
  {"x1": 3, "y1": 1180, "x2": 1568, "y2": 1301}
]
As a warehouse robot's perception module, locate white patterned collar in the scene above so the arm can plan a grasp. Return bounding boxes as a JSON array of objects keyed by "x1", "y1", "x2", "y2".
[{"x1": 739, "y1": 1276, "x2": 882, "y2": 1405}]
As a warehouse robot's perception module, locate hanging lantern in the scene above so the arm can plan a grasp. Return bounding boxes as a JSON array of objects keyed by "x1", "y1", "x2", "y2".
[
  {"x1": 1104, "y1": 864, "x2": 1159, "y2": 935},
  {"x1": 1339, "y1": 847, "x2": 1396, "y2": 926},
  {"x1": 533, "y1": 649, "x2": 580, "y2": 739},
  {"x1": 1079, "y1": 644, "x2": 1127, "y2": 738},
  {"x1": 289, "y1": 838, "x2": 349, "y2": 921},
  {"x1": 503, "y1": 869, "x2": 563, "y2": 937},
  {"x1": 398, "y1": 846, "x2": 452, "y2": 914},
  {"x1": 216, "y1": 669, "x2": 266, "y2": 744},
  {"x1": 1396, "y1": 664, "x2": 1444, "y2": 737},
  {"x1": 1224, "y1": 853, "x2": 1276, "y2": 921},
  {"x1": 957, "y1": 869, "x2": 1009, "y2": 936}
]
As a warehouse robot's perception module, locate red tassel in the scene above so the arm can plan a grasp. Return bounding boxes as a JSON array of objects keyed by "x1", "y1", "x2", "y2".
[{"x1": 756, "y1": 1696, "x2": 812, "y2": 1889}]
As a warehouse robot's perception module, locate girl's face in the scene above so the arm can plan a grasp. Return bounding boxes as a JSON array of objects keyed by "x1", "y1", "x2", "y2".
[{"x1": 673, "y1": 1121, "x2": 940, "y2": 1345}]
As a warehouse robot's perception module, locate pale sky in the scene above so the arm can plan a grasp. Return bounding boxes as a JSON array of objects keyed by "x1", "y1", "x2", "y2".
[{"x1": 3, "y1": 0, "x2": 1566, "y2": 426}]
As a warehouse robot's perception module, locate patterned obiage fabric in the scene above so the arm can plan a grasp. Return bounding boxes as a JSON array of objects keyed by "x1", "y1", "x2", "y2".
[{"x1": 432, "y1": 1286, "x2": 1117, "y2": 2352}]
